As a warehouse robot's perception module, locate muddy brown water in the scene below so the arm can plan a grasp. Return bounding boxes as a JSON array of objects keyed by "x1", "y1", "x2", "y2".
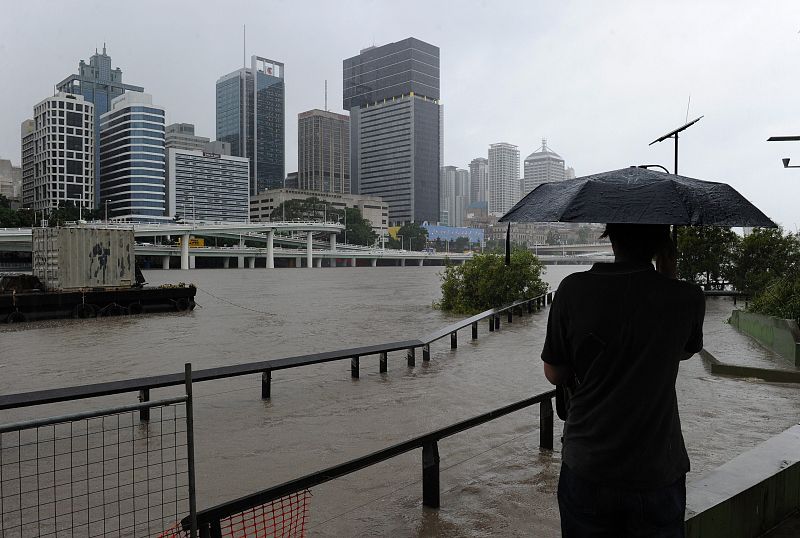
[{"x1": 1, "y1": 265, "x2": 798, "y2": 537}]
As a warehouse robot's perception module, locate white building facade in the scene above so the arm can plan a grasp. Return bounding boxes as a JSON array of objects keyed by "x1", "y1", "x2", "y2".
[
  {"x1": 469, "y1": 157, "x2": 489, "y2": 204},
  {"x1": 21, "y1": 93, "x2": 94, "y2": 212},
  {"x1": 522, "y1": 139, "x2": 566, "y2": 196},
  {"x1": 99, "y1": 93, "x2": 167, "y2": 221},
  {"x1": 167, "y1": 149, "x2": 250, "y2": 222},
  {"x1": 488, "y1": 142, "x2": 520, "y2": 215}
]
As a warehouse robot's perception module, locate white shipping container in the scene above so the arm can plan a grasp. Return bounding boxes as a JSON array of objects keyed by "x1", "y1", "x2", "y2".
[{"x1": 32, "y1": 227, "x2": 136, "y2": 290}]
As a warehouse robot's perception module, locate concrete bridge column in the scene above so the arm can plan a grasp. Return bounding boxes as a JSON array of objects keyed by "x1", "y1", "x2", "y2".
[
  {"x1": 330, "y1": 233, "x2": 337, "y2": 253},
  {"x1": 266, "y1": 230, "x2": 274, "y2": 268},
  {"x1": 371, "y1": 258, "x2": 377, "y2": 267},
  {"x1": 315, "y1": 258, "x2": 322, "y2": 268},
  {"x1": 189, "y1": 255, "x2": 196, "y2": 269},
  {"x1": 180, "y1": 233, "x2": 190, "y2": 270},
  {"x1": 418, "y1": 259, "x2": 424, "y2": 267},
  {"x1": 400, "y1": 258, "x2": 406, "y2": 267},
  {"x1": 307, "y1": 232, "x2": 313, "y2": 268},
  {"x1": 247, "y1": 257, "x2": 255, "y2": 269},
  {"x1": 223, "y1": 257, "x2": 230, "y2": 269},
  {"x1": 238, "y1": 255, "x2": 244, "y2": 268},
  {"x1": 162, "y1": 255, "x2": 170, "y2": 270},
  {"x1": 295, "y1": 256, "x2": 302, "y2": 268},
  {"x1": 351, "y1": 257, "x2": 356, "y2": 267}
]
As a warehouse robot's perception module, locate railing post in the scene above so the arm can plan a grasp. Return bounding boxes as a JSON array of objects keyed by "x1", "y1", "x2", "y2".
[
  {"x1": 422, "y1": 441, "x2": 440, "y2": 509},
  {"x1": 494, "y1": 314, "x2": 501, "y2": 330},
  {"x1": 407, "y1": 347, "x2": 416, "y2": 367},
  {"x1": 450, "y1": 331, "x2": 457, "y2": 349},
  {"x1": 138, "y1": 388, "x2": 150, "y2": 421},
  {"x1": 261, "y1": 370, "x2": 271, "y2": 399},
  {"x1": 423, "y1": 344, "x2": 431, "y2": 361},
  {"x1": 507, "y1": 309, "x2": 513, "y2": 323},
  {"x1": 185, "y1": 363, "x2": 198, "y2": 538},
  {"x1": 379, "y1": 352, "x2": 388, "y2": 373},
  {"x1": 547, "y1": 292, "x2": 553, "y2": 305},
  {"x1": 489, "y1": 316, "x2": 495, "y2": 332},
  {"x1": 539, "y1": 397, "x2": 554, "y2": 450},
  {"x1": 471, "y1": 321, "x2": 478, "y2": 340},
  {"x1": 351, "y1": 356, "x2": 360, "y2": 378}
]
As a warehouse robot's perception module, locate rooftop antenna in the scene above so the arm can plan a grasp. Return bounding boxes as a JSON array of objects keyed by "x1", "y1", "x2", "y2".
[
  {"x1": 324, "y1": 80, "x2": 328, "y2": 111},
  {"x1": 243, "y1": 25, "x2": 246, "y2": 68},
  {"x1": 685, "y1": 94, "x2": 691, "y2": 123}
]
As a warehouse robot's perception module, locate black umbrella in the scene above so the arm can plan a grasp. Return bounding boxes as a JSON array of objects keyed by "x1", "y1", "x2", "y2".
[{"x1": 499, "y1": 166, "x2": 776, "y2": 227}]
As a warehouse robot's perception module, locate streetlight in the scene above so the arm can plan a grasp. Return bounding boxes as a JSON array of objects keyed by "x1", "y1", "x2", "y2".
[
  {"x1": 767, "y1": 136, "x2": 800, "y2": 169},
  {"x1": 782, "y1": 158, "x2": 800, "y2": 169}
]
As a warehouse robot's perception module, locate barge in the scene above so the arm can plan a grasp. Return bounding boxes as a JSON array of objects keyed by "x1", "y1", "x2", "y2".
[{"x1": 1, "y1": 226, "x2": 196, "y2": 323}]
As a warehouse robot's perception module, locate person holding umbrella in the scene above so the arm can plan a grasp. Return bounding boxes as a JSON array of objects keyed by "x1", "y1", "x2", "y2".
[{"x1": 499, "y1": 166, "x2": 776, "y2": 537}]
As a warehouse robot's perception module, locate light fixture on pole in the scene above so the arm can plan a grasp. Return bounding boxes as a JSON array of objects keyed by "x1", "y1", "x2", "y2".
[
  {"x1": 767, "y1": 136, "x2": 800, "y2": 169},
  {"x1": 782, "y1": 158, "x2": 800, "y2": 169}
]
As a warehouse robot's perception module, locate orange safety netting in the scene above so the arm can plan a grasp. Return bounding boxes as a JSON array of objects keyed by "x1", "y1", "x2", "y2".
[{"x1": 159, "y1": 490, "x2": 311, "y2": 538}]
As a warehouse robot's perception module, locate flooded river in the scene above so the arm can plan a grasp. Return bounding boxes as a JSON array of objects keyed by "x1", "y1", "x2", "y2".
[{"x1": 1, "y1": 265, "x2": 798, "y2": 537}]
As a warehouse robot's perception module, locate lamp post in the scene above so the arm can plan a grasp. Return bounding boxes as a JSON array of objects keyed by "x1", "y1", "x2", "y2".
[
  {"x1": 767, "y1": 136, "x2": 800, "y2": 169},
  {"x1": 397, "y1": 234, "x2": 404, "y2": 251}
]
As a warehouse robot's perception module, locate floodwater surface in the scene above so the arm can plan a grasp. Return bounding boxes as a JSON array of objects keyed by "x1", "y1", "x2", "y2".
[{"x1": 1, "y1": 265, "x2": 798, "y2": 537}]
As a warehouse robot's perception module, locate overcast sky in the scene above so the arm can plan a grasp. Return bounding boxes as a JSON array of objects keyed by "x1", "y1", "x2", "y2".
[{"x1": 2, "y1": 1, "x2": 800, "y2": 228}]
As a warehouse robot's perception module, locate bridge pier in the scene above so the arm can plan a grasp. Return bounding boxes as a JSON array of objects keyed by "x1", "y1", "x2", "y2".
[
  {"x1": 400, "y1": 258, "x2": 406, "y2": 267},
  {"x1": 189, "y1": 255, "x2": 196, "y2": 269},
  {"x1": 351, "y1": 257, "x2": 356, "y2": 267},
  {"x1": 315, "y1": 258, "x2": 322, "y2": 268},
  {"x1": 330, "y1": 233, "x2": 337, "y2": 253},
  {"x1": 238, "y1": 255, "x2": 244, "y2": 268},
  {"x1": 266, "y1": 230, "x2": 274, "y2": 268},
  {"x1": 180, "y1": 233, "x2": 190, "y2": 270},
  {"x1": 295, "y1": 256, "x2": 302, "y2": 268},
  {"x1": 223, "y1": 257, "x2": 230, "y2": 269},
  {"x1": 418, "y1": 259, "x2": 424, "y2": 267},
  {"x1": 307, "y1": 232, "x2": 313, "y2": 268},
  {"x1": 247, "y1": 257, "x2": 255, "y2": 269},
  {"x1": 161, "y1": 255, "x2": 170, "y2": 270},
  {"x1": 371, "y1": 258, "x2": 377, "y2": 267}
]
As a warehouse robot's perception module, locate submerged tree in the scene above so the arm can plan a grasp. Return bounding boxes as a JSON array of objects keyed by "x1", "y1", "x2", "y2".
[{"x1": 437, "y1": 249, "x2": 548, "y2": 314}]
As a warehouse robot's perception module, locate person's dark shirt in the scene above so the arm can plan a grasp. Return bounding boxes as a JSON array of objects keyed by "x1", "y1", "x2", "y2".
[{"x1": 542, "y1": 261, "x2": 705, "y2": 489}]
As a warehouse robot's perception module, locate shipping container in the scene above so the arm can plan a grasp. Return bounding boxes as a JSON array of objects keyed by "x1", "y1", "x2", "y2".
[{"x1": 32, "y1": 227, "x2": 136, "y2": 290}]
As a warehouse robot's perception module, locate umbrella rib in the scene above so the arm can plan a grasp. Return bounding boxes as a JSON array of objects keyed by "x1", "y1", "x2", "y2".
[{"x1": 557, "y1": 179, "x2": 594, "y2": 222}]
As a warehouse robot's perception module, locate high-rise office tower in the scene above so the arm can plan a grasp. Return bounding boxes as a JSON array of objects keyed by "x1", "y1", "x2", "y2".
[
  {"x1": 98, "y1": 92, "x2": 166, "y2": 221},
  {"x1": 57, "y1": 46, "x2": 144, "y2": 207},
  {"x1": 21, "y1": 93, "x2": 94, "y2": 212},
  {"x1": 0, "y1": 159, "x2": 22, "y2": 202},
  {"x1": 439, "y1": 166, "x2": 470, "y2": 226},
  {"x1": 297, "y1": 109, "x2": 350, "y2": 193},
  {"x1": 469, "y1": 157, "x2": 489, "y2": 204},
  {"x1": 522, "y1": 139, "x2": 566, "y2": 196},
  {"x1": 488, "y1": 143, "x2": 520, "y2": 214},
  {"x1": 216, "y1": 56, "x2": 285, "y2": 195},
  {"x1": 344, "y1": 38, "x2": 441, "y2": 224},
  {"x1": 166, "y1": 123, "x2": 209, "y2": 152}
]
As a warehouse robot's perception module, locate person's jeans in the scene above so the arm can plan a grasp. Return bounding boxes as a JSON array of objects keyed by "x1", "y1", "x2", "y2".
[{"x1": 557, "y1": 463, "x2": 686, "y2": 537}]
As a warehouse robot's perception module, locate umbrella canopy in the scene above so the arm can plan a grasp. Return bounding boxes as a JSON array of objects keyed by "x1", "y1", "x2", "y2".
[{"x1": 499, "y1": 167, "x2": 776, "y2": 227}]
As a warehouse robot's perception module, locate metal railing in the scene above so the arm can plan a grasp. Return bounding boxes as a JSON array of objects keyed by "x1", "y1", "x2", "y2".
[
  {"x1": 184, "y1": 389, "x2": 556, "y2": 537},
  {"x1": 0, "y1": 292, "x2": 554, "y2": 415}
]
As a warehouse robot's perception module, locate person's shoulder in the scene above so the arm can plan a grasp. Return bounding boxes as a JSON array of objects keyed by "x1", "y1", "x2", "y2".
[
  {"x1": 654, "y1": 273, "x2": 704, "y2": 299},
  {"x1": 556, "y1": 269, "x2": 593, "y2": 291}
]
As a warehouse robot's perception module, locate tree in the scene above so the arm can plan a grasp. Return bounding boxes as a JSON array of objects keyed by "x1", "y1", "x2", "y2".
[
  {"x1": 545, "y1": 229, "x2": 560, "y2": 245},
  {"x1": 436, "y1": 249, "x2": 548, "y2": 314},
  {"x1": 729, "y1": 227, "x2": 800, "y2": 295},
  {"x1": 676, "y1": 226, "x2": 739, "y2": 289},
  {"x1": 387, "y1": 222, "x2": 428, "y2": 251},
  {"x1": 577, "y1": 226, "x2": 591, "y2": 244},
  {"x1": 338, "y1": 207, "x2": 377, "y2": 246}
]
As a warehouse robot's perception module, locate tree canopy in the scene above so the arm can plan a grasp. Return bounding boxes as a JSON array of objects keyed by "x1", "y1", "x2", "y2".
[
  {"x1": 676, "y1": 226, "x2": 739, "y2": 289},
  {"x1": 436, "y1": 249, "x2": 548, "y2": 314},
  {"x1": 728, "y1": 227, "x2": 800, "y2": 295},
  {"x1": 387, "y1": 222, "x2": 428, "y2": 251}
]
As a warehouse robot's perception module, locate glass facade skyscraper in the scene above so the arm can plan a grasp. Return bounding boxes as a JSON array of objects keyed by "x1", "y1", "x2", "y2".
[
  {"x1": 57, "y1": 46, "x2": 144, "y2": 207},
  {"x1": 344, "y1": 38, "x2": 441, "y2": 225},
  {"x1": 216, "y1": 56, "x2": 285, "y2": 195},
  {"x1": 98, "y1": 93, "x2": 167, "y2": 221}
]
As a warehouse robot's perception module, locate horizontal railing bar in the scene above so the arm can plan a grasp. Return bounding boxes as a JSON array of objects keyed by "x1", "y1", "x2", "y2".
[
  {"x1": 188, "y1": 390, "x2": 555, "y2": 527},
  {"x1": 0, "y1": 396, "x2": 188, "y2": 434},
  {"x1": 421, "y1": 294, "x2": 547, "y2": 344},
  {"x1": 0, "y1": 340, "x2": 424, "y2": 411}
]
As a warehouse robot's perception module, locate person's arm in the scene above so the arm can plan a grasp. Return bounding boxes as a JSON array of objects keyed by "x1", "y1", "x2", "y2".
[{"x1": 543, "y1": 362, "x2": 572, "y2": 385}]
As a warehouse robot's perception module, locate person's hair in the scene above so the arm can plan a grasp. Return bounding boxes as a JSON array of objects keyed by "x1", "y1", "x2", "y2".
[{"x1": 600, "y1": 223, "x2": 671, "y2": 261}]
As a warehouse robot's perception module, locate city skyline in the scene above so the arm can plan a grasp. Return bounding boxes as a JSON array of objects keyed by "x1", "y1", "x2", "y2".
[{"x1": 2, "y1": 1, "x2": 800, "y2": 228}]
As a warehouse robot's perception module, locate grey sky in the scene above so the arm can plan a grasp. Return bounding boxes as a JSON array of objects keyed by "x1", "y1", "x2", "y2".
[{"x1": 2, "y1": 0, "x2": 799, "y2": 228}]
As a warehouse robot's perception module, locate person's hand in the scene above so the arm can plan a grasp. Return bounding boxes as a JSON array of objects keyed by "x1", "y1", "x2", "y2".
[{"x1": 655, "y1": 236, "x2": 677, "y2": 278}]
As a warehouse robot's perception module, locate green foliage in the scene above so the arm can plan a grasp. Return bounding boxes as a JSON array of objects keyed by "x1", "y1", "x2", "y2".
[
  {"x1": 431, "y1": 236, "x2": 472, "y2": 252},
  {"x1": 436, "y1": 249, "x2": 548, "y2": 314},
  {"x1": 729, "y1": 227, "x2": 800, "y2": 295},
  {"x1": 340, "y1": 207, "x2": 377, "y2": 246},
  {"x1": 545, "y1": 229, "x2": 560, "y2": 245},
  {"x1": 677, "y1": 226, "x2": 739, "y2": 289},
  {"x1": 387, "y1": 222, "x2": 428, "y2": 251},
  {"x1": 748, "y1": 274, "x2": 800, "y2": 323}
]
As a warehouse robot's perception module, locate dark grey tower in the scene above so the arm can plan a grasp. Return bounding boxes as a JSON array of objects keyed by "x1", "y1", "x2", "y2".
[
  {"x1": 344, "y1": 38, "x2": 441, "y2": 224},
  {"x1": 57, "y1": 45, "x2": 144, "y2": 208},
  {"x1": 216, "y1": 56, "x2": 285, "y2": 195}
]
